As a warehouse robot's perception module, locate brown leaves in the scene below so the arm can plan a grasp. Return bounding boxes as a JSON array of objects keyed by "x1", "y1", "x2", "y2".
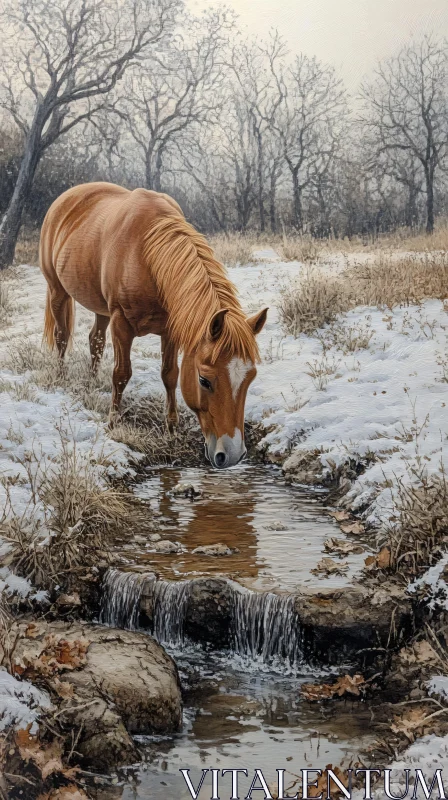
[
  {"x1": 55, "y1": 593, "x2": 81, "y2": 608},
  {"x1": 391, "y1": 706, "x2": 436, "y2": 742},
  {"x1": 329, "y1": 510, "x2": 351, "y2": 522},
  {"x1": 307, "y1": 766, "x2": 348, "y2": 799},
  {"x1": 365, "y1": 546, "x2": 391, "y2": 571},
  {"x1": 12, "y1": 634, "x2": 90, "y2": 680},
  {"x1": 301, "y1": 674, "x2": 366, "y2": 701},
  {"x1": 38, "y1": 788, "x2": 89, "y2": 800},
  {"x1": 16, "y1": 728, "x2": 64, "y2": 780},
  {"x1": 51, "y1": 677, "x2": 74, "y2": 699},
  {"x1": 311, "y1": 557, "x2": 349, "y2": 576},
  {"x1": 340, "y1": 521, "x2": 365, "y2": 535},
  {"x1": 324, "y1": 537, "x2": 365, "y2": 555}
]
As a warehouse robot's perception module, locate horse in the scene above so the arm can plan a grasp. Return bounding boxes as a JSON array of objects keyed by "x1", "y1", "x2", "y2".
[{"x1": 39, "y1": 182, "x2": 268, "y2": 469}]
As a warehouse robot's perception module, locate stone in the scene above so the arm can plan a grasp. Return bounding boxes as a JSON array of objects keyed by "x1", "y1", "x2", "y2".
[
  {"x1": 153, "y1": 540, "x2": 182, "y2": 554},
  {"x1": 192, "y1": 544, "x2": 239, "y2": 557},
  {"x1": 6, "y1": 621, "x2": 182, "y2": 770},
  {"x1": 172, "y1": 482, "x2": 202, "y2": 499}
]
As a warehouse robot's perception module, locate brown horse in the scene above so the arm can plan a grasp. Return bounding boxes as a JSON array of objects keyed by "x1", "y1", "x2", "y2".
[{"x1": 40, "y1": 182, "x2": 267, "y2": 468}]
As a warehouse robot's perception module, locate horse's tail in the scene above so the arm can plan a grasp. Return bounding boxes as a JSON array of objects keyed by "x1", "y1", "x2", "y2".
[{"x1": 43, "y1": 287, "x2": 75, "y2": 350}]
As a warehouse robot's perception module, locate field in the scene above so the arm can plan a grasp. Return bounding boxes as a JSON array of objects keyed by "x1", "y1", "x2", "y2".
[{"x1": 1, "y1": 230, "x2": 448, "y2": 795}]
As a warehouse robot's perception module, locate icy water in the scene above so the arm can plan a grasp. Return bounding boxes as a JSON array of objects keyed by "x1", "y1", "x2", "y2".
[
  {"x1": 117, "y1": 649, "x2": 377, "y2": 800},
  {"x1": 120, "y1": 464, "x2": 370, "y2": 590},
  {"x1": 101, "y1": 465, "x2": 375, "y2": 799}
]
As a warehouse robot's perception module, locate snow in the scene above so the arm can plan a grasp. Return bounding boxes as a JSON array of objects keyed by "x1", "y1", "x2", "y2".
[
  {"x1": 0, "y1": 253, "x2": 447, "y2": 585},
  {"x1": 0, "y1": 669, "x2": 51, "y2": 734},
  {"x1": 408, "y1": 555, "x2": 448, "y2": 611},
  {"x1": 427, "y1": 675, "x2": 448, "y2": 700}
]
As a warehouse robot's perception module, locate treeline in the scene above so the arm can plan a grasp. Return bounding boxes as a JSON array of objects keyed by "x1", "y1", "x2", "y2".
[{"x1": 1, "y1": 0, "x2": 448, "y2": 268}]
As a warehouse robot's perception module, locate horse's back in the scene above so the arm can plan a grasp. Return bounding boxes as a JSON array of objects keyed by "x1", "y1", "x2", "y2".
[{"x1": 40, "y1": 182, "x2": 181, "y2": 318}]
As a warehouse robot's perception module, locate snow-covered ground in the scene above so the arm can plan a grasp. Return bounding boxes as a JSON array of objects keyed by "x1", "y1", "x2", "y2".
[
  {"x1": 0, "y1": 247, "x2": 447, "y2": 761},
  {"x1": 1, "y1": 251, "x2": 447, "y2": 538}
]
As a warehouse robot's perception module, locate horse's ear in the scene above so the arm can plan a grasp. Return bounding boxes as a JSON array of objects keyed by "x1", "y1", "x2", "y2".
[
  {"x1": 247, "y1": 307, "x2": 268, "y2": 335},
  {"x1": 208, "y1": 308, "x2": 229, "y2": 340}
]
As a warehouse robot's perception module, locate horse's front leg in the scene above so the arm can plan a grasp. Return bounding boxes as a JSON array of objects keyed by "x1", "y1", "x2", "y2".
[
  {"x1": 161, "y1": 333, "x2": 179, "y2": 433},
  {"x1": 109, "y1": 309, "x2": 134, "y2": 427}
]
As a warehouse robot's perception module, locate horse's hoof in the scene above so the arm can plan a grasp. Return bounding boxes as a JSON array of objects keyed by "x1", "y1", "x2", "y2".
[
  {"x1": 108, "y1": 411, "x2": 120, "y2": 429},
  {"x1": 166, "y1": 414, "x2": 178, "y2": 434}
]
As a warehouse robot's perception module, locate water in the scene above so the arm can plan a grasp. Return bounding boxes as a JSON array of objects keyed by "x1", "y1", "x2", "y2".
[
  {"x1": 114, "y1": 650, "x2": 379, "y2": 800},
  {"x1": 124, "y1": 464, "x2": 369, "y2": 591},
  {"x1": 152, "y1": 579, "x2": 191, "y2": 645},
  {"x1": 97, "y1": 466, "x2": 376, "y2": 799},
  {"x1": 100, "y1": 569, "x2": 149, "y2": 629},
  {"x1": 102, "y1": 569, "x2": 305, "y2": 670},
  {"x1": 231, "y1": 585, "x2": 303, "y2": 669}
]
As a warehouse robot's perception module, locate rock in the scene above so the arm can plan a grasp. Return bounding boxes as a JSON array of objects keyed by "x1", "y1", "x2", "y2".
[
  {"x1": 264, "y1": 521, "x2": 288, "y2": 531},
  {"x1": 172, "y1": 482, "x2": 202, "y2": 499},
  {"x1": 153, "y1": 540, "x2": 182, "y2": 554},
  {"x1": 192, "y1": 544, "x2": 239, "y2": 557},
  {"x1": 184, "y1": 578, "x2": 233, "y2": 646},
  {"x1": 6, "y1": 621, "x2": 182, "y2": 770},
  {"x1": 55, "y1": 592, "x2": 81, "y2": 607},
  {"x1": 296, "y1": 583, "x2": 412, "y2": 663},
  {"x1": 149, "y1": 533, "x2": 162, "y2": 542}
]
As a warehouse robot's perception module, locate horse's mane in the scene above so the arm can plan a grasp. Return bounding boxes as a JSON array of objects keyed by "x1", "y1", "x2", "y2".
[{"x1": 143, "y1": 214, "x2": 260, "y2": 363}]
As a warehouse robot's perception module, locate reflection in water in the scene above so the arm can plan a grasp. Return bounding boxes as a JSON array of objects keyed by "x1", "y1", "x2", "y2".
[
  {"x1": 128, "y1": 465, "x2": 368, "y2": 591},
  {"x1": 117, "y1": 651, "x2": 378, "y2": 800}
]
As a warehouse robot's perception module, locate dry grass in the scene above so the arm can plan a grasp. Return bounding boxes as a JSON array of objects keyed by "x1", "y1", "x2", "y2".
[
  {"x1": 112, "y1": 394, "x2": 205, "y2": 466},
  {"x1": 209, "y1": 232, "x2": 257, "y2": 267},
  {"x1": 279, "y1": 233, "x2": 321, "y2": 263},
  {"x1": 0, "y1": 421, "x2": 152, "y2": 590},
  {"x1": 279, "y1": 252, "x2": 448, "y2": 337},
  {"x1": 387, "y1": 466, "x2": 448, "y2": 575},
  {"x1": 14, "y1": 229, "x2": 40, "y2": 266}
]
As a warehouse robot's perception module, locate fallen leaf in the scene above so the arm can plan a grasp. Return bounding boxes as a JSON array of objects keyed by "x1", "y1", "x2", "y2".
[
  {"x1": 308, "y1": 765, "x2": 348, "y2": 798},
  {"x1": 38, "y1": 788, "x2": 89, "y2": 800},
  {"x1": 311, "y1": 557, "x2": 349, "y2": 576},
  {"x1": 302, "y1": 674, "x2": 365, "y2": 701},
  {"x1": 329, "y1": 510, "x2": 351, "y2": 522},
  {"x1": 340, "y1": 521, "x2": 365, "y2": 535},
  {"x1": 399, "y1": 640, "x2": 439, "y2": 666},
  {"x1": 376, "y1": 547, "x2": 391, "y2": 569},
  {"x1": 324, "y1": 537, "x2": 365, "y2": 555},
  {"x1": 16, "y1": 729, "x2": 63, "y2": 780},
  {"x1": 391, "y1": 706, "x2": 432, "y2": 741},
  {"x1": 25, "y1": 623, "x2": 41, "y2": 639},
  {"x1": 51, "y1": 677, "x2": 74, "y2": 699}
]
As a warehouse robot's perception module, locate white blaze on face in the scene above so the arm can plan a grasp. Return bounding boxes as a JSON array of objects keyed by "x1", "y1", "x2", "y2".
[{"x1": 227, "y1": 357, "x2": 253, "y2": 399}]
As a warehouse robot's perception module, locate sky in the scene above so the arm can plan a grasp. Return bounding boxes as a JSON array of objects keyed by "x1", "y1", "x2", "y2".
[{"x1": 188, "y1": 0, "x2": 448, "y2": 92}]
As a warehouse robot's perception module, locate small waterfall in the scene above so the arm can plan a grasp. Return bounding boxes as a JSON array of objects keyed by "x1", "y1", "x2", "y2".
[
  {"x1": 100, "y1": 568, "x2": 149, "y2": 630},
  {"x1": 231, "y1": 588, "x2": 303, "y2": 669},
  {"x1": 152, "y1": 580, "x2": 191, "y2": 646}
]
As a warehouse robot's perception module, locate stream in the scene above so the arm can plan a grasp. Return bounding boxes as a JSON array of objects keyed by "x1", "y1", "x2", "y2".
[{"x1": 100, "y1": 465, "x2": 377, "y2": 799}]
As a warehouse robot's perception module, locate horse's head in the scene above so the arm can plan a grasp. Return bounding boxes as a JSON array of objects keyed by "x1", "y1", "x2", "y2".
[{"x1": 180, "y1": 307, "x2": 268, "y2": 469}]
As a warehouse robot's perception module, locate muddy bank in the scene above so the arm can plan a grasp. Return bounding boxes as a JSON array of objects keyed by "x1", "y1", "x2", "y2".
[{"x1": 1, "y1": 620, "x2": 182, "y2": 771}]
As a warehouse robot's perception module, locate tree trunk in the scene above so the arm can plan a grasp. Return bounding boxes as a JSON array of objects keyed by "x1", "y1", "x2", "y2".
[
  {"x1": 154, "y1": 147, "x2": 163, "y2": 193},
  {"x1": 0, "y1": 109, "x2": 44, "y2": 269},
  {"x1": 291, "y1": 169, "x2": 302, "y2": 231},
  {"x1": 255, "y1": 126, "x2": 265, "y2": 232},
  {"x1": 425, "y1": 165, "x2": 435, "y2": 234},
  {"x1": 145, "y1": 153, "x2": 154, "y2": 190},
  {"x1": 269, "y1": 172, "x2": 277, "y2": 233}
]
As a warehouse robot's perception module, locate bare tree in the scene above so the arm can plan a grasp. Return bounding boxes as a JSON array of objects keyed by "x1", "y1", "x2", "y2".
[
  {"x1": 113, "y1": 8, "x2": 233, "y2": 193},
  {"x1": 229, "y1": 32, "x2": 287, "y2": 231},
  {"x1": 0, "y1": 0, "x2": 179, "y2": 268},
  {"x1": 361, "y1": 35, "x2": 448, "y2": 234},
  {"x1": 277, "y1": 55, "x2": 347, "y2": 232}
]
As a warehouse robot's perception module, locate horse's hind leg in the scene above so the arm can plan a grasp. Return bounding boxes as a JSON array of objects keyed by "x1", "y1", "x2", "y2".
[
  {"x1": 161, "y1": 334, "x2": 179, "y2": 433},
  {"x1": 109, "y1": 309, "x2": 134, "y2": 426},
  {"x1": 49, "y1": 285, "x2": 74, "y2": 362},
  {"x1": 89, "y1": 313, "x2": 110, "y2": 375}
]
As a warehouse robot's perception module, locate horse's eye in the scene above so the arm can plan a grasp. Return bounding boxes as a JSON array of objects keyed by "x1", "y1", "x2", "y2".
[{"x1": 199, "y1": 375, "x2": 212, "y2": 390}]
